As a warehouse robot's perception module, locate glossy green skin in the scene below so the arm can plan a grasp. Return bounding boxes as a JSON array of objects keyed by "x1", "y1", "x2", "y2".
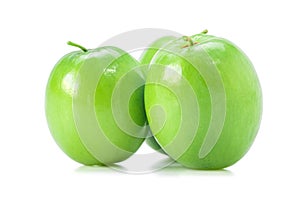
[
  {"x1": 140, "y1": 36, "x2": 176, "y2": 153},
  {"x1": 140, "y1": 36, "x2": 176, "y2": 65},
  {"x1": 145, "y1": 33, "x2": 262, "y2": 169},
  {"x1": 45, "y1": 46, "x2": 146, "y2": 165}
]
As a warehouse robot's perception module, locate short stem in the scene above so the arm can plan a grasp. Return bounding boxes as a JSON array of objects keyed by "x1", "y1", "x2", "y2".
[
  {"x1": 183, "y1": 36, "x2": 194, "y2": 46},
  {"x1": 201, "y1": 29, "x2": 208, "y2": 34},
  {"x1": 187, "y1": 37, "x2": 194, "y2": 46},
  {"x1": 67, "y1": 41, "x2": 88, "y2": 52}
]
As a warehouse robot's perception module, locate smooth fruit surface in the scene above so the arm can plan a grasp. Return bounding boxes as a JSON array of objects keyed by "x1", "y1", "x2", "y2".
[
  {"x1": 144, "y1": 32, "x2": 262, "y2": 169},
  {"x1": 140, "y1": 36, "x2": 176, "y2": 153},
  {"x1": 45, "y1": 44, "x2": 146, "y2": 165},
  {"x1": 140, "y1": 36, "x2": 176, "y2": 65}
]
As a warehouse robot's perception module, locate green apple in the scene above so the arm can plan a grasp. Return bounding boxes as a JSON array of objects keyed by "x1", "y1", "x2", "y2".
[
  {"x1": 140, "y1": 36, "x2": 176, "y2": 153},
  {"x1": 140, "y1": 36, "x2": 177, "y2": 65},
  {"x1": 45, "y1": 42, "x2": 147, "y2": 165},
  {"x1": 144, "y1": 31, "x2": 262, "y2": 169}
]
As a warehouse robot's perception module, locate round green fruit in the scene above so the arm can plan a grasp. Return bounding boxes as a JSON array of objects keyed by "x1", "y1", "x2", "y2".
[
  {"x1": 45, "y1": 42, "x2": 147, "y2": 165},
  {"x1": 144, "y1": 31, "x2": 262, "y2": 169},
  {"x1": 140, "y1": 36, "x2": 177, "y2": 65},
  {"x1": 140, "y1": 36, "x2": 176, "y2": 153}
]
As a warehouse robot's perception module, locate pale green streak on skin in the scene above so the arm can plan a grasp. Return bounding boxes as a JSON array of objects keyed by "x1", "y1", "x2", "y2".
[
  {"x1": 140, "y1": 36, "x2": 177, "y2": 153},
  {"x1": 197, "y1": 38, "x2": 262, "y2": 167},
  {"x1": 45, "y1": 52, "x2": 101, "y2": 165},
  {"x1": 110, "y1": 65, "x2": 148, "y2": 138},
  {"x1": 94, "y1": 49, "x2": 146, "y2": 153},
  {"x1": 147, "y1": 39, "x2": 226, "y2": 159},
  {"x1": 178, "y1": 43, "x2": 227, "y2": 159},
  {"x1": 145, "y1": 75, "x2": 200, "y2": 160},
  {"x1": 73, "y1": 47, "x2": 146, "y2": 164},
  {"x1": 145, "y1": 52, "x2": 210, "y2": 161},
  {"x1": 128, "y1": 85, "x2": 147, "y2": 127}
]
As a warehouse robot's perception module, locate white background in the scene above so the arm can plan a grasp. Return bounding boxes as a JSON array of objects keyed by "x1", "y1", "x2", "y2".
[{"x1": 0, "y1": 0, "x2": 299, "y2": 199}]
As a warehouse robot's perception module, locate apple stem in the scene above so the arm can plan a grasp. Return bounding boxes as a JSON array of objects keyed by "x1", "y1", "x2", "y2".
[
  {"x1": 181, "y1": 29, "x2": 208, "y2": 48},
  {"x1": 67, "y1": 41, "x2": 88, "y2": 52},
  {"x1": 182, "y1": 36, "x2": 196, "y2": 48},
  {"x1": 201, "y1": 29, "x2": 208, "y2": 34},
  {"x1": 187, "y1": 37, "x2": 194, "y2": 46},
  {"x1": 183, "y1": 36, "x2": 194, "y2": 46}
]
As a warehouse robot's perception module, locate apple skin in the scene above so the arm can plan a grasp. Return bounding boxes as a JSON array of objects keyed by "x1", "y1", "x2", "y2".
[
  {"x1": 45, "y1": 45, "x2": 146, "y2": 165},
  {"x1": 140, "y1": 36, "x2": 176, "y2": 153},
  {"x1": 144, "y1": 33, "x2": 262, "y2": 169},
  {"x1": 140, "y1": 36, "x2": 177, "y2": 65}
]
